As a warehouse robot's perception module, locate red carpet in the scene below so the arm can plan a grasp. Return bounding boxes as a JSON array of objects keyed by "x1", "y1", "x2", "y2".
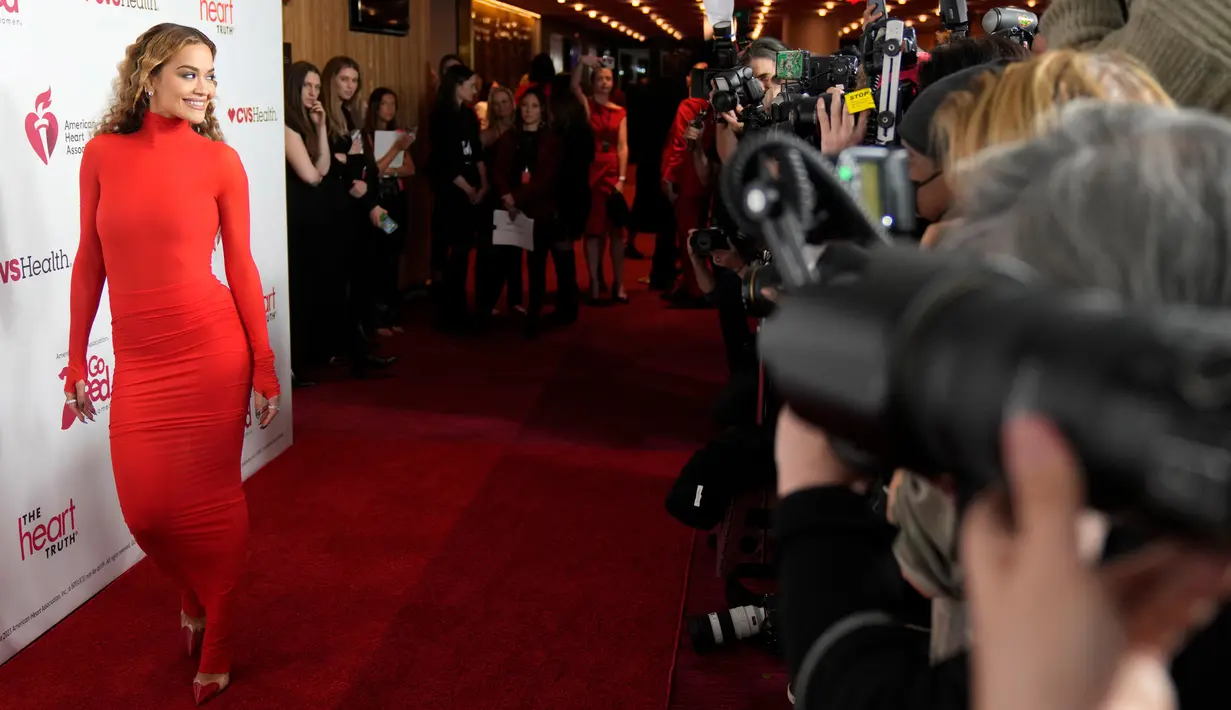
[
  {"x1": 0, "y1": 251, "x2": 730, "y2": 708},
  {"x1": 667, "y1": 531, "x2": 791, "y2": 710}
]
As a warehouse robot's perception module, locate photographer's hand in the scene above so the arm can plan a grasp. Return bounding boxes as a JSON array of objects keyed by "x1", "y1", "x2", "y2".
[
  {"x1": 776, "y1": 406, "x2": 868, "y2": 498},
  {"x1": 862, "y1": 4, "x2": 885, "y2": 29},
  {"x1": 817, "y1": 87, "x2": 870, "y2": 156},
  {"x1": 963, "y1": 416, "x2": 1231, "y2": 710}
]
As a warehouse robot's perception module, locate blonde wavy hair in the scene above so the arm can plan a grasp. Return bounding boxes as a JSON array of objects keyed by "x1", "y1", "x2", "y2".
[
  {"x1": 933, "y1": 50, "x2": 1173, "y2": 176},
  {"x1": 95, "y1": 23, "x2": 223, "y2": 141}
]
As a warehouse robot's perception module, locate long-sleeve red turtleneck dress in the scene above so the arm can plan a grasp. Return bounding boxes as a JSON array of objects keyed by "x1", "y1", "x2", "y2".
[{"x1": 65, "y1": 112, "x2": 279, "y2": 674}]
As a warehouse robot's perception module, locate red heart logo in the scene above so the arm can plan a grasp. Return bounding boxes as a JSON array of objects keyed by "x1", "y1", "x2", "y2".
[
  {"x1": 25, "y1": 88, "x2": 58, "y2": 165},
  {"x1": 227, "y1": 107, "x2": 236, "y2": 122}
]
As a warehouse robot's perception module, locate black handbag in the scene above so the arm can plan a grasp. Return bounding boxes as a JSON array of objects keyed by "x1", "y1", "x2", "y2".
[{"x1": 605, "y1": 189, "x2": 630, "y2": 230}]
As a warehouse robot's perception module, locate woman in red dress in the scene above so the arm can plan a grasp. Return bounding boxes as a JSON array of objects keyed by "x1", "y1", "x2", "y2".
[
  {"x1": 63, "y1": 23, "x2": 281, "y2": 705},
  {"x1": 571, "y1": 56, "x2": 630, "y2": 304}
]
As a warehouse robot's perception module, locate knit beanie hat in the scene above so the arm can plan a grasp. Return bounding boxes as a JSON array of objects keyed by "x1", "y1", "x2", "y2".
[{"x1": 899, "y1": 62, "x2": 1007, "y2": 160}]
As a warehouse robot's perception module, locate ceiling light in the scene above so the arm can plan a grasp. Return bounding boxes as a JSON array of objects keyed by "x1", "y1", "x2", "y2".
[
  {"x1": 557, "y1": 0, "x2": 565, "y2": 4},
  {"x1": 617, "y1": 23, "x2": 625, "y2": 30},
  {"x1": 650, "y1": 12, "x2": 657, "y2": 19},
  {"x1": 905, "y1": 19, "x2": 913, "y2": 26},
  {"x1": 631, "y1": 0, "x2": 639, "y2": 5},
  {"x1": 573, "y1": 2, "x2": 582, "y2": 9},
  {"x1": 600, "y1": 14, "x2": 608, "y2": 21},
  {"x1": 842, "y1": 27, "x2": 850, "y2": 34},
  {"x1": 825, "y1": 1, "x2": 834, "y2": 8},
  {"x1": 917, "y1": 14, "x2": 928, "y2": 21},
  {"x1": 818, "y1": 9, "x2": 827, "y2": 16},
  {"x1": 610, "y1": 20, "x2": 619, "y2": 27},
  {"x1": 1027, "y1": 0, "x2": 1037, "y2": 5},
  {"x1": 674, "y1": 31, "x2": 682, "y2": 39},
  {"x1": 934, "y1": 6, "x2": 941, "y2": 14},
  {"x1": 588, "y1": 9, "x2": 596, "y2": 17},
  {"x1": 655, "y1": 18, "x2": 663, "y2": 25}
]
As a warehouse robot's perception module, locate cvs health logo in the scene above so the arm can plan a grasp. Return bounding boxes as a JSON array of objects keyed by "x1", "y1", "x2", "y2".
[
  {"x1": 0, "y1": 0, "x2": 21, "y2": 23},
  {"x1": 225, "y1": 106, "x2": 277, "y2": 124},
  {"x1": 25, "y1": 88, "x2": 58, "y2": 165},
  {"x1": 58, "y1": 356, "x2": 113, "y2": 430},
  {"x1": 17, "y1": 500, "x2": 79, "y2": 562}
]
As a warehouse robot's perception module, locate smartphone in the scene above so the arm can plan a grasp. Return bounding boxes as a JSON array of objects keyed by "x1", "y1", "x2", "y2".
[
  {"x1": 378, "y1": 213, "x2": 399, "y2": 235},
  {"x1": 601, "y1": 55, "x2": 616, "y2": 69},
  {"x1": 867, "y1": 0, "x2": 886, "y2": 15}
]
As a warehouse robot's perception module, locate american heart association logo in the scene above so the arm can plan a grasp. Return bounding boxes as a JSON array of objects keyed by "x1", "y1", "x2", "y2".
[
  {"x1": 25, "y1": 87, "x2": 59, "y2": 165},
  {"x1": 227, "y1": 107, "x2": 236, "y2": 122}
]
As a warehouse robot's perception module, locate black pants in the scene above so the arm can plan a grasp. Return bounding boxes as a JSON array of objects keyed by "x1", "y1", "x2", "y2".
[
  {"x1": 287, "y1": 219, "x2": 322, "y2": 373},
  {"x1": 715, "y1": 267, "x2": 757, "y2": 375},
  {"x1": 650, "y1": 207, "x2": 678, "y2": 289},
  {"x1": 476, "y1": 244, "x2": 523, "y2": 313},
  {"x1": 431, "y1": 187, "x2": 479, "y2": 323},
  {"x1": 374, "y1": 183, "x2": 408, "y2": 327}
]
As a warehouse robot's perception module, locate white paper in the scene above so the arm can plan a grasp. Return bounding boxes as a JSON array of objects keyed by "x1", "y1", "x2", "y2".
[
  {"x1": 492, "y1": 210, "x2": 535, "y2": 251},
  {"x1": 373, "y1": 130, "x2": 405, "y2": 169}
]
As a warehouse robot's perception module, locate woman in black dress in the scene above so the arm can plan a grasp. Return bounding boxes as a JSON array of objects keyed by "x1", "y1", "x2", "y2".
[
  {"x1": 362, "y1": 87, "x2": 416, "y2": 335},
  {"x1": 282, "y1": 61, "x2": 332, "y2": 387},
  {"x1": 427, "y1": 64, "x2": 487, "y2": 331},
  {"x1": 321, "y1": 56, "x2": 396, "y2": 374}
]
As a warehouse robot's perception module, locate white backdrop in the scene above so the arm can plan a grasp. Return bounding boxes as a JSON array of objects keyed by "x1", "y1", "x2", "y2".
[{"x1": 0, "y1": 0, "x2": 291, "y2": 665}]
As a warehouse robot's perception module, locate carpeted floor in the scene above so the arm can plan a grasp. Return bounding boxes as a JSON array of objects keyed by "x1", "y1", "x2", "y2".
[{"x1": 0, "y1": 250, "x2": 734, "y2": 709}]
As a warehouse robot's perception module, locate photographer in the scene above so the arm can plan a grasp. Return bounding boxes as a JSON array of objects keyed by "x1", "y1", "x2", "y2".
[
  {"x1": 770, "y1": 57, "x2": 1204, "y2": 708},
  {"x1": 1042, "y1": 0, "x2": 1231, "y2": 118},
  {"x1": 715, "y1": 37, "x2": 789, "y2": 164},
  {"x1": 686, "y1": 233, "x2": 757, "y2": 375}
]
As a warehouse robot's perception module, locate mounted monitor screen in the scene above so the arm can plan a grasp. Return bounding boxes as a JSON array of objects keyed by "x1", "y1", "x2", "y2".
[{"x1": 349, "y1": 0, "x2": 410, "y2": 36}]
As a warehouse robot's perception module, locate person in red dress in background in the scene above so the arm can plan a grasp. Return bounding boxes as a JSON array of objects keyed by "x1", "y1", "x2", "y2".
[
  {"x1": 661, "y1": 62, "x2": 717, "y2": 307},
  {"x1": 571, "y1": 55, "x2": 630, "y2": 304},
  {"x1": 63, "y1": 23, "x2": 281, "y2": 706}
]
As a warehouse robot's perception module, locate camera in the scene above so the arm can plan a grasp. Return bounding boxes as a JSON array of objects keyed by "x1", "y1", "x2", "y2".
[
  {"x1": 723, "y1": 128, "x2": 1231, "y2": 543},
  {"x1": 982, "y1": 7, "x2": 1039, "y2": 48},
  {"x1": 689, "y1": 227, "x2": 735, "y2": 256},
  {"x1": 767, "y1": 50, "x2": 862, "y2": 134}
]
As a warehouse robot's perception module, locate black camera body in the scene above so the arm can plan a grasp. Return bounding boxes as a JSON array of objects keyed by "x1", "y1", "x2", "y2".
[
  {"x1": 767, "y1": 50, "x2": 863, "y2": 135},
  {"x1": 722, "y1": 129, "x2": 1231, "y2": 543}
]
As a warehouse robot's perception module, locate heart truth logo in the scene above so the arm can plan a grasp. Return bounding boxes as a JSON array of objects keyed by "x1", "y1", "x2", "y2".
[
  {"x1": 25, "y1": 88, "x2": 59, "y2": 165},
  {"x1": 227, "y1": 107, "x2": 236, "y2": 122}
]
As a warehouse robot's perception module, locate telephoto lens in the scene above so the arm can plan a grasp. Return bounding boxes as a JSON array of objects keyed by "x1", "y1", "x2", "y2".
[
  {"x1": 686, "y1": 604, "x2": 769, "y2": 654},
  {"x1": 742, "y1": 260, "x2": 781, "y2": 318}
]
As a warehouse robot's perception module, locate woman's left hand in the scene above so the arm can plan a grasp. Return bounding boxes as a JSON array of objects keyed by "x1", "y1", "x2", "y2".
[
  {"x1": 254, "y1": 391, "x2": 281, "y2": 429},
  {"x1": 613, "y1": 179, "x2": 625, "y2": 194}
]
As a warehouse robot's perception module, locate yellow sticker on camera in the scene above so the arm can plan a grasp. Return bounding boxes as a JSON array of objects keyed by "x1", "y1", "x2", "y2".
[{"x1": 844, "y1": 88, "x2": 876, "y2": 114}]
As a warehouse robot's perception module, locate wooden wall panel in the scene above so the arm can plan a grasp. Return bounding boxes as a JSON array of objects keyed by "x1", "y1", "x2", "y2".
[
  {"x1": 283, "y1": 0, "x2": 433, "y2": 127},
  {"x1": 283, "y1": 0, "x2": 438, "y2": 284}
]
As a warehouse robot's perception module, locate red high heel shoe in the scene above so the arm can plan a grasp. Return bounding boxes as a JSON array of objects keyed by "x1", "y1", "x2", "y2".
[{"x1": 192, "y1": 677, "x2": 229, "y2": 706}]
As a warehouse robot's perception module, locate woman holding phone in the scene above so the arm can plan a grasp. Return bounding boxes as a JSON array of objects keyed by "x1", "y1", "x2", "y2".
[
  {"x1": 320, "y1": 56, "x2": 396, "y2": 375},
  {"x1": 363, "y1": 87, "x2": 415, "y2": 335}
]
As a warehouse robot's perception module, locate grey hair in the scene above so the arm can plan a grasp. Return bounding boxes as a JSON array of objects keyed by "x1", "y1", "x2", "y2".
[{"x1": 940, "y1": 101, "x2": 1231, "y2": 307}]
